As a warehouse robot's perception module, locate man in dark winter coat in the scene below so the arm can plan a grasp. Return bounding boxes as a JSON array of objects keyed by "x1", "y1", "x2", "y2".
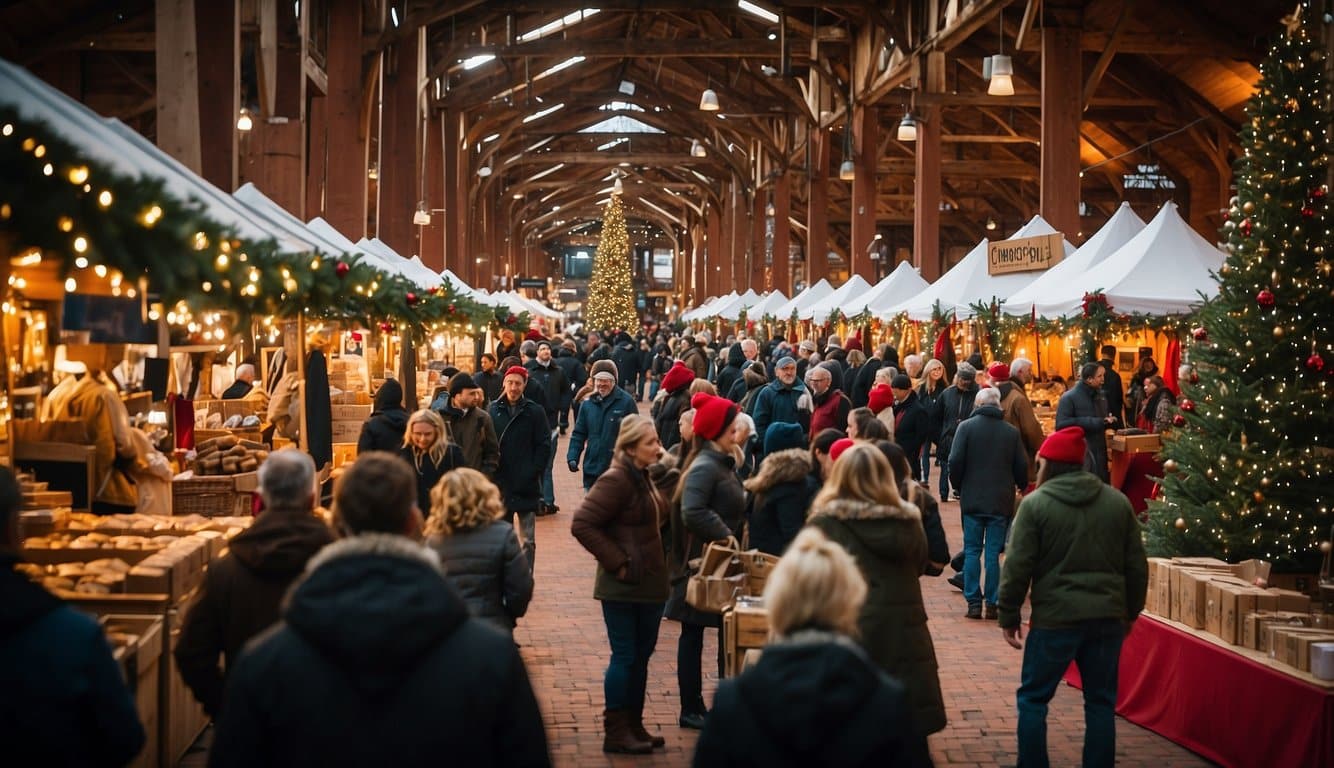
[
  {"x1": 680, "y1": 335, "x2": 711, "y2": 380},
  {"x1": 176, "y1": 449, "x2": 334, "y2": 716},
  {"x1": 805, "y1": 364, "x2": 851, "y2": 438},
  {"x1": 714, "y1": 343, "x2": 747, "y2": 403},
  {"x1": 949, "y1": 387, "x2": 1028, "y2": 620},
  {"x1": 648, "y1": 342, "x2": 673, "y2": 400},
  {"x1": 652, "y1": 361, "x2": 695, "y2": 450},
  {"x1": 357, "y1": 378, "x2": 409, "y2": 454},
  {"x1": 0, "y1": 466, "x2": 145, "y2": 768},
  {"x1": 752, "y1": 356, "x2": 811, "y2": 453},
  {"x1": 554, "y1": 340, "x2": 587, "y2": 434},
  {"x1": 526, "y1": 341, "x2": 568, "y2": 514},
  {"x1": 1056, "y1": 362, "x2": 1117, "y2": 482},
  {"x1": 209, "y1": 453, "x2": 550, "y2": 768},
  {"x1": 437, "y1": 373, "x2": 500, "y2": 478},
  {"x1": 936, "y1": 362, "x2": 980, "y2": 499},
  {"x1": 1097, "y1": 345, "x2": 1125, "y2": 430},
  {"x1": 567, "y1": 363, "x2": 636, "y2": 490},
  {"x1": 743, "y1": 423, "x2": 816, "y2": 555},
  {"x1": 491, "y1": 366, "x2": 553, "y2": 569},
  {"x1": 610, "y1": 333, "x2": 641, "y2": 396},
  {"x1": 889, "y1": 374, "x2": 930, "y2": 481},
  {"x1": 473, "y1": 353, "x2": 504, "y2": 404}
]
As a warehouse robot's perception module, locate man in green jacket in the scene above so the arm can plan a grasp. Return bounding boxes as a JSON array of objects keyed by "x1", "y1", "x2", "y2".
[{"x1": 998, "y1": 426, "x2": 1148, "y2": 768}]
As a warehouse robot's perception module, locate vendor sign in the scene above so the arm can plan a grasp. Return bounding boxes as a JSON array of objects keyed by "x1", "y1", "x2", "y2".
[{"x1": 987, "y1": 233, "x2": 1065, "y2": 275}]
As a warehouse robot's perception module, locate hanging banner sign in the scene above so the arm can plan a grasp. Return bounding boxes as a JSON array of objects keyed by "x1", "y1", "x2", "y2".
[{"x1": 987, "y1": 233, "x2": 1065, "y2": 275}]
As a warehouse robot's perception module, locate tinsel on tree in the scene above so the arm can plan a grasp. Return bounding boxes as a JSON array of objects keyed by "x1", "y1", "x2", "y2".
[
  {"x1": 1147, "y1": 7, "x2": 1333, "y2": 572},
  {"x1": 585, "y1": 192, "x2": 639, "y2": 332}
]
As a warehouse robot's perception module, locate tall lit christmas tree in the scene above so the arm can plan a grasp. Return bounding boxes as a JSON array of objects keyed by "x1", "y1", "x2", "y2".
[
  {"x1": 585, "y1": 190, "x2": 639, "y2": 332},
  {"x1": 1147, "y1": 7, "x2": 1333, "y2": 572}
]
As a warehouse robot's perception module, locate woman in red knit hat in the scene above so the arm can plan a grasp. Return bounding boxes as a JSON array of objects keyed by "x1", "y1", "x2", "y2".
[{"x1": 664, "y1": 392, "x2": 745, "y2": 731}]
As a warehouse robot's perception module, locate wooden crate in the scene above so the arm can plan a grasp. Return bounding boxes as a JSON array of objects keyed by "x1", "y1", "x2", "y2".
[
  {"x1": 172, "y1": 476, "x2": 250, "y2": 518},
  {"x1": 104, "y1": 614, "x2": 163, "y2": 768},
  {"x1": 723, "y1": 602, "x2": 770, "y2": 677},
  {"x1": 164, "y1": 599, "x2": 210, "y2": 765}
]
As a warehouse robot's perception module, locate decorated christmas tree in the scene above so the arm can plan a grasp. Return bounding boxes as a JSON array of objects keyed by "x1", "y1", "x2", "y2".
[
  {"x1": 585, "y1": 191, "x2": 639, "y2": 332},
  {"x1": 1147, "y1": 8, "x2": 1333, "y2": 572}
]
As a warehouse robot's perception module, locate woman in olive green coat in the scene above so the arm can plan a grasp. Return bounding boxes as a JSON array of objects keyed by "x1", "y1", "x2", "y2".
[{"x1": 806, "y1": 442, "x2": 947, "y2": 737}]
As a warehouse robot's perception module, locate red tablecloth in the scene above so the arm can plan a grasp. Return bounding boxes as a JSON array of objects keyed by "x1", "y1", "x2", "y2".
[{"x1": 1065, "y1": 614, "x2": 1334, "y2": 768}]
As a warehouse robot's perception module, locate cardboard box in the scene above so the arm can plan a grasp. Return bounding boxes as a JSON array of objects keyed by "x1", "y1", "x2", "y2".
[
  {"x1": 1153, "y1": 560, "x2": 1173, "y2": 619},
  {"x1": 1111, "y1": 433, "x2": 1161, "y2": 453},
  {"x1": 1205, "y1": 579, "x2": 1277, "y2": 644},
  {"x1": 1175, "y1": 569, "x2": 1217, "y2": 628},
  {"x1": 1245, "y1": 611, "x2": 1319, "y2": 651},
  {"x1": 731, "y1": 603, "x2": 769, "y2": 650},
  {"x1": 330, "y1": 403, "x2": 372, "y2": 421},
  {"x1": 1145, "y1": 558, "x2": 1170, "y2": 615},
  {"x1": 1267, "y1": 626, "x2": 1334, "y2": 666},
  {"x1": 331, "y1": 420, "x2": 363, "y2": 442},
  {"x1": 1279, "y1": 629, "x2": 1334, "y2": 671},
  {"x1": 1267, "y1": 588, "x2": 1312, "y2": 613}
]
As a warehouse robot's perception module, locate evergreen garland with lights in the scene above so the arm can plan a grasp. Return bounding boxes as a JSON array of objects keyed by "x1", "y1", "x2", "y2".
[
  {"x1": 584, "y1": 192, "x2": 639, "y2": 332},
  {"x1": 1147, "y1": 8, "x2": 1333, "y2": 571}
]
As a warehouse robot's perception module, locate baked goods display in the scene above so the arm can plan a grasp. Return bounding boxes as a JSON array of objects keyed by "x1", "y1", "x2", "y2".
[{"x1": 191, "y1": 435, "x2": 269, "y2": 476}]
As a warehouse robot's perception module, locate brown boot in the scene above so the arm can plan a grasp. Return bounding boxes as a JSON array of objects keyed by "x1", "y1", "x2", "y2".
[
  {"x1": 631, "y1": 705, "x2": 666, "y2": 749},
  {"x1": 603, "y1": 710, "x2": 653, "y2": 754}
]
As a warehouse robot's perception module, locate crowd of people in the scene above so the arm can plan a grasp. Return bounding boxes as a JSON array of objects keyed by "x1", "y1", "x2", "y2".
[{"x1": 1, "y1": 324, "x2": 1155, "y2": 767}]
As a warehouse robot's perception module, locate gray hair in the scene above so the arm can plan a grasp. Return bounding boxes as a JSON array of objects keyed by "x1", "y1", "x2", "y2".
[
  {"x1": 904, "y1": 354, "x2": 922, "y2": 369},
  {"x1": 974, "y1": 386, "x2": 1001, "y2": 408},
  {"x1": 235, "y1": 363, "x2": 256, "y2": 381},
  {"x1": 1010, "y1": 357, "x2": 1034, "y2": 377},
  {"x1": 257, "y1": 448, "x2": 317, "y2": 511}
]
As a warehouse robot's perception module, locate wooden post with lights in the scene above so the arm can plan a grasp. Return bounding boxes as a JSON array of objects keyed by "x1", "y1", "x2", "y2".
[{"x1": 806, "y1": 128, "x2": 830, "y2": 285}]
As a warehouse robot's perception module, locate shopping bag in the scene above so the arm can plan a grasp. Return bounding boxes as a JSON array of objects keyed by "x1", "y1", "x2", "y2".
[
  {"x1": 686, "y1": 540, "x2": 748, "y2": 613},
  {"x1": 739, "y1": 550, "x2": 781, "y2": 596}
]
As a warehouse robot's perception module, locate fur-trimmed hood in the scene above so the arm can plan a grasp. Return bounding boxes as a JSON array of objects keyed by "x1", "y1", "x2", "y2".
[
  {"x1": 282, "y1": 533, "x2": 467, "y2": 695},
  {"x1": 745, "y1": 448, "x2": 813, "y2": 494},
  {"x1": 810, "y1": 498, "x2": 920, "y2": 523}
]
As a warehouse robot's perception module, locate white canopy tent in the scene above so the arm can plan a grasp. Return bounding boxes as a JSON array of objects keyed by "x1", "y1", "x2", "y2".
[
  {"x1": 1006, "y1": 202, "x2": 1146, "y2": 316},
  {"x1": 683, "y1": 293, "x2": 731, "y2": 322},
  {"x1": 772, "y1": 279, "x2": 833, "y2": 320},
  {"x1": 497, "y1": 291, "x2": 562, "y2": 319},
  {"x1": 885, "y1": 216, "x2": 1075, "y2": 320},
  {"x1": 1029, "y1": 201, "x2": 1223, "y2": 317},
  {"x1": 438, "y1": 269, "x2": 504, "y2": 306},
  {"x1": 232, "y1": 183, "x2": 357, "y2": 258},
  {"x1": 356, "y1": 237, "x2": 440, "y2": 289},
  {"x1": 747, "y1": 290, "x2": 789, "y2": 319},
  {"x1": 713, "y1": 289, "x2": 763, "y2": 321},
  {"x1": 800, "y1": 275, "x2": 875, "y2": 321},
  {"x1": 866, "y1": 262, "x2": 932, "y2": 317}
]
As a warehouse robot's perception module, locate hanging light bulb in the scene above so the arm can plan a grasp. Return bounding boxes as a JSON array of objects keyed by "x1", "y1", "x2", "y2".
[
  {"x1": 987, "y1": 55, "x2": 1015, "y2": 96},
  {"x1": 691, "y1": 139, "x2": 707, "y2": 158},
  {"x1": 838, "y1": 159, "x2": 856, "y2": 181},
  {"x1": 986, "y1": 216, "x2": 998, "y2": 231},
  {"x1": 612, "y1": 177, "x2": 624, "y2": 195},
  {"x1": 896, "y1": 113, "x2": 918, "y2": 142},
  {"x1": 699, "y1": 88, "x2": 720, "y2": 111},
  {"x1": 413, "y1": 202, "x2": 431, "y2": 226},
  {"x1": 236, "y1": 109, "x2": 254, "y2": 131},
  {"x1": 477, "y1": 162, "x2": 492, "y2": 178}
]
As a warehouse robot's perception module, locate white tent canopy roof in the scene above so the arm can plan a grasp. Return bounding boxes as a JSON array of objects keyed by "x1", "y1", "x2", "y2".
[
  {"x1": 800, "y1": 275, "x2": 875, "y2": 321},
  {"x1": 773, "y1": 279, "x2": 834, "y2": 319},
  {"x1": 1030, "y1": 201, "x2": 1223, "y2": 317},
  {"x1": 866, "y1": 262, "x2": 933, "y2": 317},
  {"x1": 683, "y1": 293, "x2": 731, "y2": 321},
  {"x1": 356, "y1": 238, "x2": 439, "y2": 288},
  {"x1": 233, "y1": 184, "x2": 355, "y2": 258},
  {"x1": 498, "y1": 291, "x2": 561, "y2": 318},
  {"x1": 714, "y1": 289, "x2": 763, "y2": 321},
  {"x1": 884, "y1": 215, "x2": 1076, "y2": 320},
  {"x1": 748, "y1": 290, "x2": 789, "y2": 318},
  {"x1": 1006, "y1": 202, "x2": 1146, "y2": 315}
]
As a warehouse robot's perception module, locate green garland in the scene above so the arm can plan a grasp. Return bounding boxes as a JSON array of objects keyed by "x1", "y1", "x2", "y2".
[{"x1": 0, "y1": 107, "x2": 511, "y2": 340}]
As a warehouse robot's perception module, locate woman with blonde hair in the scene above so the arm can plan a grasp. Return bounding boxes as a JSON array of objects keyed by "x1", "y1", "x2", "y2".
[
  {"x1": 400, "y1": 409, "x2": 466, "y2": 516},
  {"x1": 806, "y1": 442, "x2": 946, "y2": 739},
  {"x1": 916, "y1": 358, "x2": 948, "y2": 487},
  {"x1": 424, "y1": 468, "x2": 532, "y2": 635},
  {"x1": 692, "y1": 527, "x2": 930, "y2": 768},
  {"x1": 572, "y1": 414, "x2": 674, "y2": 754}
]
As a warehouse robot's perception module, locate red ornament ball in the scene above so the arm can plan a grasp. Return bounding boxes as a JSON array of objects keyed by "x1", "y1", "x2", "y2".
[
  {"x1": 335, "y1": 261, "x2": 350, "y2": 278},
  {"x1": 1191, "y1": 326, "x2": 1208, "y2": 342},
  {"x1": 1172, "y1": 414, "x2": 1187, "y2": 427},
  {"x1": 447, "y1": 303, "x2": 456, "y2": 313},
  {"x1": 1308, "y1": 352, "x2": 1326, "y2": 372},
  {"x1": 1302, "y1": 206, "x2": 1316, "y2": 219},
  {"x1": 406, "y1": 292, "x2": 418, "y2": 306},
  {"x1": 1314, "y1": 186, "x2": 1328, "y2": 200},
  {"x1": 1180, "y1": 399, "x2": 1196, "y2": 413},
  {"x1": 379, "y1": 321, "x2": 393, "y2": 332},
  {"x1": 505, "y1": 314, "x2": 517, "y2": 325},
  {"x1": 1189, "y1": 371, "x2": 1200, "y2": 384},
  {"x1": 1240, "y1": 218, "x2": 1253, "y2": 236},
  {"x1": 1256, "y1": 288, "x2": 1275, "y2": 308}
]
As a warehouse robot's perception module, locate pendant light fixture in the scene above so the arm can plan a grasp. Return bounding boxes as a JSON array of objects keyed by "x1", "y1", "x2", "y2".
[
  {"x1": 896, "y1": 112, "x2": 918, "y2": 142},
  {"x1": 699, "y1": 75, "x2": 720, "y2": 111},
  {"x1": 612, "y1": 176, "x2": 624, "y2": 195},
  {"x1": 987, "y1": 13, "x2": 1014, "y2": 96},
  {"x1": 413, "y1": 202, "x2": 431, "y2": 226},
  {"x1": 691, "y1": 139, "x2": 707, "y2": 157}
]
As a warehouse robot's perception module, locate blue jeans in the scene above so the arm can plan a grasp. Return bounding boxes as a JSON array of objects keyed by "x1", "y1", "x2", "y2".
[
  {"x1": 1017, "y1": 620, "x2": 1124, "y2": 768},
  {"x1": 938, "y1": 458, "x2": 951, "y2": 498},
  {"x1": 601, "y1": 601, "x2": 664, "y2": 711},
  {"x1": 648, "y1": 378, "x2": 660, "y2": 400},
  {"x1": 962, "y1": 513, "x2": 1006, "y2": 606},
  {"x1": 540, "y1": 428, "x2": 558, "y2": 505},
  {"x1": 919, "y1": 442, "x2": 932, "y2": 485}
]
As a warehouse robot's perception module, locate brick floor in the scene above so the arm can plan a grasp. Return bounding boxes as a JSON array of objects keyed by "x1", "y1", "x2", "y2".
[{"x1": 523, "y1": 403, "x2": 1214, "y2": 767}]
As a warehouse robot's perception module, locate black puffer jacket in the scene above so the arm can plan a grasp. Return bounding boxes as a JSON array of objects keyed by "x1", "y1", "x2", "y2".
[
  {"x1": 400, "y1": 444, "x2": 467, "y2": 518},
  {"x1": 743, "y1": 448, "x2": 816, "y2": 556},
  {"x1": 176, "y1": 511, "x2": 334, "y2": 716},
  {"x1": 358, "y1": 380, "x2": 409, "y2": 454},
  {"x1": 715, "y1": 344, "x2": 746, "y2": 402},
  {"x1": 209, "y1": 535, "x2": 551, "y2": 768},
  {"x1": 525, "y1": 359, "x2": 568, "y2": 429},
  {"x1": 948, "y1": 405, "x2": 1028, "y2": 517},
  {"x1": 428, "y1": 520, "x2": 533, "y2": 635},
  {"x1": 553, "y1": 348, "x2": 586, "y2": 410}
]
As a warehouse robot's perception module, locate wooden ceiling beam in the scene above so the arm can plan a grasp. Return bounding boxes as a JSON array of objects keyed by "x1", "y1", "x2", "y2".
[
  {"x1": 454, "y1": 37, "x2": 804, "y2": 60},
  {"x1": 916, "y1": 92, "x2": 1160, "y2": 109}
]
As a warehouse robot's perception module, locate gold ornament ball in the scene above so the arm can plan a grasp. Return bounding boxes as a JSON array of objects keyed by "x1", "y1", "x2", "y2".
[
  {"x1": 1273, "y1": 326, "x2": 1285, "y2": 339},
  {"x1": 1242, "y1": 200, "x2": 1256, "y2": 214},
  {"x1": 1175, "y1": 517, "x2": 1187, "y2": 530},
  {"x1": 1253, "y1": 490, "x2": 1265, "y2": 503},
  {"x1": 1220, "y1": 263, "x2": 1232, "y2": 276},
  {"x1": 1163, "y1": 459, "x2": 1179, "y2": 472},
  {"x1": 1321, "y1": 541, "x2": 1332, "y2": 554}
]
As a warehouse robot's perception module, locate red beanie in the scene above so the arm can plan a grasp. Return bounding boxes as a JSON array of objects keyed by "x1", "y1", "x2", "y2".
[
  {"x1": 867, "y1": 383, "x2": 895, "y2": 415},
  {"x1": 504, "y1": 365, "x2": 529, "y2": 381},
  {"x1": 829, "y1": 437, "x2": 856, "y2": 462},
  {"x1": 524, "y1": 329, "x2": 544, "y2": 342},
  {"x1": 661, "y1": 360, "x2": 695, "y2": 393},
  {"x1": 987, "y1": 361, "x2": 1011, "y2": 382},
  {"x1": 691, "y1": 392, "x2": 739, "y2": 442},
  {"x1": 1038, "y1": 426, "x2": 1086, "y2": 464},
  {"x1": 845, "y1": 336, "x2": 863, "y2": 352}
]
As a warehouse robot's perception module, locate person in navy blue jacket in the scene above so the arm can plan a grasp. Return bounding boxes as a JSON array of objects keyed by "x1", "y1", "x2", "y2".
[{"x1": 568, "y1": 361, "x2": 636, "y2": 490}]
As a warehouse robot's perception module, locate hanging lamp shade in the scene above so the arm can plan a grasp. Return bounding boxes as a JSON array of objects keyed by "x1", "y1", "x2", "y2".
[
  {"x1": 691, "y1": 139, "x2": 707, "y2": 157},
  {"x1": 699, "y1": 88, "x2": 720, "y2": 111},
  {"x1": 838, "y1": 159, "x2": 855, "y2": 181},
  {"x1": 987, "y1": 55, "x2": 1015, "y2": 96},
  {"x1": 612, "y1": 177, "x2": 624, "y2": 195},
  {"x1": 896, "y1": 114, "x2": 917, "y2": 142}
]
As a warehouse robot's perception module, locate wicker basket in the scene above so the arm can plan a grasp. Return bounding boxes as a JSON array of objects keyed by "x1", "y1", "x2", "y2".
[{"x1": 172, "y1": 476, "x2": 249, "y2": 517}]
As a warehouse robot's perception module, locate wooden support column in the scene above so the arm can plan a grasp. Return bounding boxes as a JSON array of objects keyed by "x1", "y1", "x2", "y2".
[
  {"x1": 442, "y1": 113, "x2": 463, "y2": 276},
  {"x1": 1040, "y1": 23, "x2": 1083, "y2": 239},
  {"x1": 306, "y1": 94, "x2": 327, "y2": 218},
  {"x1": 156, "y1": 0, "x2": 202, "y2": 173},
  {"x1": 773, "y1": 172, "x2": 791, "y2": 295},
  {"x1": 731, "y1": 183, "x2": 751, "y2": 291},
  {"x1": 706, "y1": 204, "x2": 724, "y2": 299},
  {"x1": 850, "y1": 104, "x2": 878, "y2": 280},
  {"x1": 325, "y1": 0, "x2": 367, "y2": 237},
  {"x1": 806, "y1": 128, "x2": 830, "y2": 285},
  {"x1": 752, "y1": 191, "x2": 768, "y2": 292},
  {"x1": 377, "y1": 29, "x2": 422, "y2": 258},
  {"x1": 913, "y1": 51, "x2": 945, "y2": 282},
  {"x1": 691, "y1": 219, "x2": 707, "y2": 305},
  {"x1": 239, "y1": 0, "x2": 306, "y2": 214},
  {"x1": 195, "y1": 0, "x2": 238, "y2": 191},
  {"x1": 419, "y1": 112, "x2": 445, "y2": 271}
]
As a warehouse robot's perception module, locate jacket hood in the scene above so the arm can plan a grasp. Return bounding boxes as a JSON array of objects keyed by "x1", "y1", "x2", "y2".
[
  {"x1": 742, "y1": 365, "x2": 768, "y2": 388},
  {"x1": 744, "y1": 448, "x2": 812, "y2": 494},
  {"x1": 1035, "y1": 470, "x2": 1108, "y2": 507},
  {"x1": 811, "y1": 499, "x2": 920, "y2": 561},
  {"x1": 373, "y1": 380, "x2": 405, "y2": 413},
  {"x1": 726, "y1": 344, "x2": 746, "y2": 368},
  {"x1": 970, "y1": 404, "x2": 1004, "y2": 420},
  {"x1": 230, "y1": 512, "x2": 334, "y2": 576},
  {"x1": 736, "y1": 630, "x2": 899, "y2": 760},
  {"x1": 283, "y1": 534, "x2": 468, "y2": 696},
  {"x1": 0, "y1": 557, "x2": 62, "y2": 638}
]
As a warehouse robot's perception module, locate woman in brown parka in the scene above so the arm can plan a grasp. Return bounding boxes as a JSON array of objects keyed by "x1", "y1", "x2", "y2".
[
  {"x1": 806, "y1": 442, "x2": 947, "y2": 737},
  {"x1": 572, "y1": 414, "x2": 673, "y2": 755}
]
